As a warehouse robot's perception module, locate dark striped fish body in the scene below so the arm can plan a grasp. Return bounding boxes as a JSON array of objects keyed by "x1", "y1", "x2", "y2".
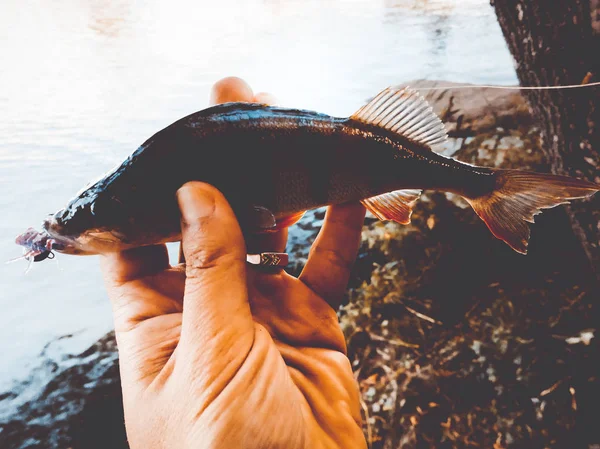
[{"x1": 21, "y1": 87, "x2": 599, "y2": 257}]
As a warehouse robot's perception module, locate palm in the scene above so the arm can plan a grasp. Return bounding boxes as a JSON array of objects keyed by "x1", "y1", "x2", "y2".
[
  {"x1": 111, "y1": 267, "x2": 185, "y2": 382},
  {"x1": 110, "y1": 265, "x2": 362, "y2": 449}
]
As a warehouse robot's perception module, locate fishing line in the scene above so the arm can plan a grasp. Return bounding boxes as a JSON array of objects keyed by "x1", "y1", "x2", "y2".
[{"x1": 412, "y1": 81, "x2": 600, "y2": 91}]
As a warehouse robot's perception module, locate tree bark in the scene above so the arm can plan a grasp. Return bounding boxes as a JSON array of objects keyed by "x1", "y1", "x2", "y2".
[{"x1": 492, "y1": 0, "x2": 600, "y2": 279}]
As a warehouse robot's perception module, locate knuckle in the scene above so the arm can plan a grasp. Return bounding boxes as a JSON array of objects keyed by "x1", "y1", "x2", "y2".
[
  {"x1": 181, "y1": 215, "x2": 212, "y2": 235},
  {"x1": 185, "y1": 240, "x2": 232, "y2": 274},
  {"x1": 180, "y1": 199, "x2": 246, "y2": 278}
]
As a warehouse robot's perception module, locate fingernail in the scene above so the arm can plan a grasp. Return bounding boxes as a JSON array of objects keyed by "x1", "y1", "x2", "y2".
[{"x1": 177, "y1": 183, "x2": 216, "y2": 220}]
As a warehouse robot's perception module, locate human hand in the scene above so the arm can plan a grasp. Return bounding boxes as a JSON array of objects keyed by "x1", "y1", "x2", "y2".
[{"x1": 101, "y1": 77, "x2": 368, "y2": 449}]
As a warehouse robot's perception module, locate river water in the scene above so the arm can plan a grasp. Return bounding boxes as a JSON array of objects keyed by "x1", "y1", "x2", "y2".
[{"x1": 0, "y1": 0, "x2": 516, "y2": 394}]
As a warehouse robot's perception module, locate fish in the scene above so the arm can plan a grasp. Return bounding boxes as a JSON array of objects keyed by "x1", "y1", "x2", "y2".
[{"x1": 15, "y1": 86, "x2": 600, "y2": 260}]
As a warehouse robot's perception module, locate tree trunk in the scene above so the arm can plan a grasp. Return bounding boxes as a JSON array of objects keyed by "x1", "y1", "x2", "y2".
[{"x1": 492, "y1": 0, "x2": 600, "y2": 280}]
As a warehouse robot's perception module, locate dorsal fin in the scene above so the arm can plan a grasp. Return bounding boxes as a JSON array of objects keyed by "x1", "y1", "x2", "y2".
[
  {"x1": 351, "y1": 87, "x2": 448, "y2": 149},
  {"x1": 361, "y1": 189, "x2": 422, "y2": 225}
]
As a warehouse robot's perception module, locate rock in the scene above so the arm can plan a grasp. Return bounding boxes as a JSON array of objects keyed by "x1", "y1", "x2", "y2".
[
  {"x1": 285, "y1": 208, "x2": 325, "y2": 276},
  {"x1": 0, "y1": 333, "x2": 126, "y2": 449},
  {"x1": 400, "y1": 79, "x2": 534, "y2": 136}
]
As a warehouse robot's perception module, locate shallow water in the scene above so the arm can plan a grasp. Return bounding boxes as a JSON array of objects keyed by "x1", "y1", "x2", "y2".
[{"x1": 0, "y1": 0, "x2": 516, "y2": 393}]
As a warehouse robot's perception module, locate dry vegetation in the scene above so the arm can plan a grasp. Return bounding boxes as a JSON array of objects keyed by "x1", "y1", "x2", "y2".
[{"x1": 340, "y1": 108, "x2": 599, "y2": 448}]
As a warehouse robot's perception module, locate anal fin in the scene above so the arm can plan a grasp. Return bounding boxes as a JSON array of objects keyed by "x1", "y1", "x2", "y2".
[{"x1": 361, "y1": 189, "x2": 421, "y2": 225}]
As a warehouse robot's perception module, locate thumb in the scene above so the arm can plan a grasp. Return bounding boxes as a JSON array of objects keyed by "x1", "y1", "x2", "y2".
[{"x1": 177, "y1": 182, "x2": 255, "y2": 364}]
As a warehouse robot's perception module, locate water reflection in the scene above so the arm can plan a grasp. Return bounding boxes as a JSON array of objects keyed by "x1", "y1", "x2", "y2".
[
  {"x1": 88, "y1": 0, "x2": 130, "y2": 38},
  {"x1": 424, "y1": 12, "x2": 451, "y2": 72}
]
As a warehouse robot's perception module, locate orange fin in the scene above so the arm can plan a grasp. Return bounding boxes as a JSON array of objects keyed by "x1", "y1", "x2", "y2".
[
  {"x1": 465, "y1": 170, "x2": 599, "y2": 254},
  {"x1": 274, "y1": 211, "x2": 307, "y2": 230},
  {"x1": 361, "y1": 189, "x2": 422, "y2": 225},
  {"x1": 351, "y1": 86, "x2": 448, "y2": 151}
]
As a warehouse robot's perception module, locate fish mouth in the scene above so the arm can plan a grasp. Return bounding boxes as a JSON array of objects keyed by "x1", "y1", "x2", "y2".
[
  {"x1": 41, "y1": 216, "x2": 102, "y2": 255},
  {"x1": 48, "y1": 236, "x2": 90, "y2": 255},
  {"x1": 39, "y1": 215, "x2": 174, "y2": 256},
  {"x1": 14, "y1": 227, "x2": 80, "y2": 261}
]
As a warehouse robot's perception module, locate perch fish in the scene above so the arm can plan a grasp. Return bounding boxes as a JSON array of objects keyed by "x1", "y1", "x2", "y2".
[{"x1": 15, "y1": 87, "x2": 600, "y2": 261}]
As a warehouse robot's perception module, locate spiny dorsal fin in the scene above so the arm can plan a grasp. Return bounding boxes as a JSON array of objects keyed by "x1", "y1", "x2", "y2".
[
  {"x1": 361, "y1": 189, "x2": 422, "y2": 225},
  {"x1": 351, "y1": 87, "x2": 448, "y2": 150}
]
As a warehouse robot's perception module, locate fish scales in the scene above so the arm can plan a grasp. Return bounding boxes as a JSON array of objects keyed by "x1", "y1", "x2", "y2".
[{"x1": 15, "y1": 86, "x2": 599, "y2": 257}]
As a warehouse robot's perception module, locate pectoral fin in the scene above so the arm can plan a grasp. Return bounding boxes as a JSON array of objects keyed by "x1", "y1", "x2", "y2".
[
  {"x1": 361, "y1": 189, "x2": 422, "y2": 225},
  {"x1": 275, "y1": 211, "x2": 306, "y2": 230}
]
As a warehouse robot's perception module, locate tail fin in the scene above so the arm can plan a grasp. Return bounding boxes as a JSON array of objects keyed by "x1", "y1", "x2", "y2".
[{"x1": 464, "y1": 170, "x2": 599, "y2": 254}]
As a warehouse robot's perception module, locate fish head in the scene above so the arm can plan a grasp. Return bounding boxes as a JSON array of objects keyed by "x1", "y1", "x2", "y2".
[
  {"x1": 43, "y1": 178, "x2": 180, "y2": 254},
  {"x1": 42, "y1": 187, "x2": 134, "y2": 254}
]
